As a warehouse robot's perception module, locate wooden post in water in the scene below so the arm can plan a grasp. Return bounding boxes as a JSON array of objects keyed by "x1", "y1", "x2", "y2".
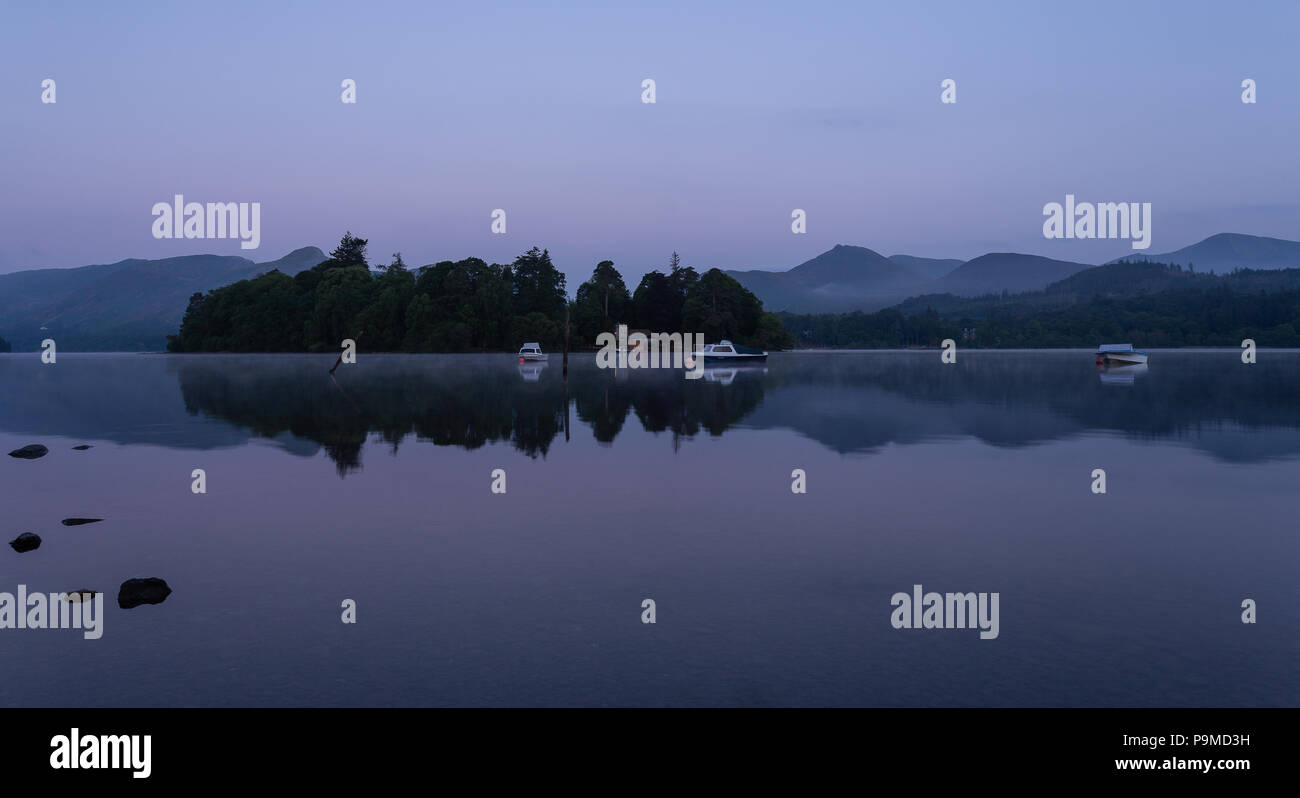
[{"x1": 563, "y1": 306, "x2": 571, "y2": 440}]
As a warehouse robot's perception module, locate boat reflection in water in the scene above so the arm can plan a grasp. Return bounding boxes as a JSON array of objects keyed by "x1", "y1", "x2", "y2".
[
  {"x1": 1098, "y1": 362, "x2": 1149, "y2": 386},
  {"x1": 517, "y1": 360, "x2": 548, "y2": 382},
  {"x1": 702, "y1": 366, "x2": 768, "y2": 385}
]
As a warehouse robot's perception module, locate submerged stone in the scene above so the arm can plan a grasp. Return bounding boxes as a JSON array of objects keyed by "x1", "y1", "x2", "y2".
[
  {"x1": 118, "y1": 578, "x2": 172, "y2": 609},
  {"x1": 60, "y1": 518, "x2": 103, "y2": 526},
  {"x1": 71, "y1": 445, "x2": 93, "y2": 450},
  {"x1": 7, "y1": 444, "x2": 48, "y2": 459},
  {"x1": 9, "y1": 533, "x2": 41, "y2": 552}
]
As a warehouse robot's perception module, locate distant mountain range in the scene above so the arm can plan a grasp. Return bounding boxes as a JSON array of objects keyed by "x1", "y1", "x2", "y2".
[
  {"x1": 886, "y1": 254, "x2": 965, "y2": 280},
  {"x1": 891, "y1": 254, "x2": 1300, "y2": 320},
  {"x1": 726, "y1": 245, "x2": 932, "y2": 314},
  {"x1": 727, "y1": 233, "x2": 1300, "y2": 313},
  {"x1": 936, "y1": 253, "x2": 1088, "y2": 298},
  {"x1": 1105, "y1": 232, "x2": 1300, "y2": 273},
  {"x1": 0, "y1": 247, "x2": 324, "y2": 351}
]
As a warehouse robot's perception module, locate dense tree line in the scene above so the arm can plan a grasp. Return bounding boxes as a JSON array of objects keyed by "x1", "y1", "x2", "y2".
[
  {"x1": 168, "y1": 235, "x2": 792, "y2": 353},
  {"x1": 784, "y1": 280, "x2": 1300, "y2": 348},
  {"x1": 168, "y1": 233, "x2": 567, "y2": 353},
  {"x1": 572, "y1": 251, "x2": 792, "y2": 350}
]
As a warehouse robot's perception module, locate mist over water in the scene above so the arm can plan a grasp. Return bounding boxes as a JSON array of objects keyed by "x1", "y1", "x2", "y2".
[{"x1": 1, "y1": 351, "x2": 1296, "y2": 706}]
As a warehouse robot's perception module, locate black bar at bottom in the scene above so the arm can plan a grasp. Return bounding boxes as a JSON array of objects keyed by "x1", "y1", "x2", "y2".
[{"x1": 0, "y1": 708, "x2": 1285, "y2": 785}]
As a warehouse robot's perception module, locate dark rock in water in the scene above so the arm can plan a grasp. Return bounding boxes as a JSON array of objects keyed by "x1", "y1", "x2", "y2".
[
  {"x1": 71, "y1": 445, "x2": 93, "y2": 450},
  {"x1": 118, "y1": 578, "x2": 172, "y2": 609},
  {"x1": 7, "y1": 444, "x2": 48, "y2": 459},
  {"x1": 60, "y1": 518, "x2": 103, "y2": 526},
  {"x1": 9, "y1": 533, "x2": 41, "y2": 552}
]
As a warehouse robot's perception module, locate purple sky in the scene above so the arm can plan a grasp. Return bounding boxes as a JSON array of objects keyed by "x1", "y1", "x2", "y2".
[{"x1": 2, "y1": 0, "x2": 1298, "y2": 286}]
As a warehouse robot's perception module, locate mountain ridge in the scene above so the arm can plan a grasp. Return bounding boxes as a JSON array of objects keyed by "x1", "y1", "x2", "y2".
[
  {"x1": 0, "y1": 247, "x2": 325, "y2": 351},
  {"x1": 1105, "y1": 232, "x2": 1300, "y2": 273},
  {"x1": 727, "y1": 233, "x2": 1300, "y2": 312}
]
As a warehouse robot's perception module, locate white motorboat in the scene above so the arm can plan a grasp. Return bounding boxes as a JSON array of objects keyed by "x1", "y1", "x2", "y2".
[
  {"x1": 693, "y1": 340, "x2": 767, "y2": 363},
  {"x1": 517, "y1": 342, "x2": 548, "y2": 362},
  {"x1": 1095, "y1": 343, "x2": 1147, "y2": 365}
]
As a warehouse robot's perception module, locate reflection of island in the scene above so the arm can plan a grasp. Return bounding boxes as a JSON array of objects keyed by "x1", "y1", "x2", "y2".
[
  {"x1": 170, "y1": 356, "x2": 771, "y2": 469},
  {"x1": 165, "y1": 355, "x2": 767, "y2": 472},
  {"x1": 170, "y1": 352, "x2": 1300, "y2": 468},
  {"x1": 3, "y1": 351, "x2": 1300, "y2": 476}
]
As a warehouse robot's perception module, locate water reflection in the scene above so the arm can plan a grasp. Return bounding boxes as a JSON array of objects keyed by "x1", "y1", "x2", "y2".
[
  {"x1": 1098, "y1": 362, "x2": 1148, "y2": 386},
  {"x1": 517, "y1": 361, "x2": 548, "y2": 382},
  {"x1": 702, "y1": 366, "x2": 768, "y2": 385},
  {"x1": 1, "y1": 351, "x2": 1298, "y2": 476}
]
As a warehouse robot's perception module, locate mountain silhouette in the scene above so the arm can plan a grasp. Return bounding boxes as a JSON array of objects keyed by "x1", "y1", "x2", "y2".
[
  {"x1": 0, "y1": 247, "x2": 324, "y2": 350},
  {"x1": 938, "y1": 253, "x2": 1091, "y2": 297},
  {"x1": 727, "y1": 245, "x2": 930, "y2": 313},
  {"x1": 1106, "y1": 232, "x2": 1300, "y2": 273}
]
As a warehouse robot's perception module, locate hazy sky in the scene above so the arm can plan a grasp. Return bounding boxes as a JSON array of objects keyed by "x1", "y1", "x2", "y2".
[{"x1": 2, "y1": 0, "x2": 1298, "y2": 286}]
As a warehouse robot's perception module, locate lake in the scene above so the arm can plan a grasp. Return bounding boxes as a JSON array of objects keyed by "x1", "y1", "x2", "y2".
[{"x1": 1, "y1": 350, "x2": 1296, "y2": 706}]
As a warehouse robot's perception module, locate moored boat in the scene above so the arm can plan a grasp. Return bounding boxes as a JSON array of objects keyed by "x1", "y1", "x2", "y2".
[
  {"x1": 1095, "y1": 343, "x2": 1147, "y2": 365},
  {"x1": 694, "y1": 340, "x2": 767, "y2": 363},
  {"x1": 517, "y1": 342, "x2": 548, "y2": 362}
]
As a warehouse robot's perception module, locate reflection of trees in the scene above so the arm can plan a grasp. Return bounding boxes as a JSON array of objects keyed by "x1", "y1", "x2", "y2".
[
  {"x1": 574, "y1": 381, "x2": 631, "y2": 443},
  {"x1": 176, "y1": 357, "x2": 566, "y2": 476},
  {"x1": 173, "y1": 357, "x2": 770, "y2": 476},
  {"x1": 771, "y1": 353, "x2": 1300, "y2": 443},
  {"x1": 168, "y1": 352, "x2": 1300, "y2": 477},
  {"x1": 574, "y1": 368, "x2": 768, "y2": 448}
]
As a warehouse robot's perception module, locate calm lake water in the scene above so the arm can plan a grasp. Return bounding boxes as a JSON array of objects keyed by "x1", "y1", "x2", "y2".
[{"x1": 1, "y1": 351, "x2": 1297, "y2": 707}]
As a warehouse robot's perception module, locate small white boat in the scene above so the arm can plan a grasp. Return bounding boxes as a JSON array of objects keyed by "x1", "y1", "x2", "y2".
[
  {"x1": 517, "y1": 342, "x2": 548, "y2": 362},
  {"x1": 1095, "y1": 343, "x2": 1147, "y2": 365},
  {"x1": 694, "y1": 340, "x2": 767, "y2": 363}
]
